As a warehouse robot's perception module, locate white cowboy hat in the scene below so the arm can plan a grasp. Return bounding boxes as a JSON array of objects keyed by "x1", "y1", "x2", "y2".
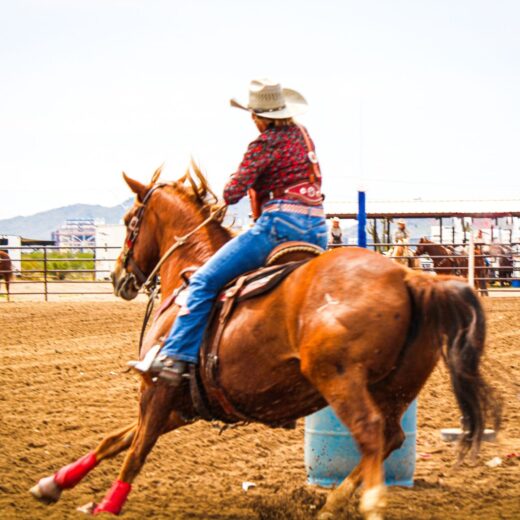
[
  {"x1": 396, "y1": 219, "x2": 406, "y2": 225},
  {"x1": 230, "y1": 78, "x2": 308, "y2": 119}
]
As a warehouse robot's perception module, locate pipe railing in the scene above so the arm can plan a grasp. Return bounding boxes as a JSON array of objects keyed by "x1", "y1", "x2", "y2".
[{"x1": 1, "y1": 243, "x2": 519, "y2": 301}]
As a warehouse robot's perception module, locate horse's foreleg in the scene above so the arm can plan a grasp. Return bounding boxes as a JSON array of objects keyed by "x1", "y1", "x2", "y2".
[
  {"x1": 306, "y1": 366, "x2": 386, "y2": 520},
  {"x1": 30, "y1": 421, "x2": 137, "y2": 505},
  {"x1": 92, "y1": 388, "x2": 187, "y2": 516}
]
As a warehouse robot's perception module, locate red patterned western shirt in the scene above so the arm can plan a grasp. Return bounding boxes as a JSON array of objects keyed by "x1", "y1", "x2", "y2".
[{"x1": 223, "y1": 124, "x2": 320, "y2": 205}]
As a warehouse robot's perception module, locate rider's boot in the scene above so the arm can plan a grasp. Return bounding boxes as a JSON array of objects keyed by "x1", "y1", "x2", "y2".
[{"x1": 128, "y1": 346, "x2": 192, "y2": 387}]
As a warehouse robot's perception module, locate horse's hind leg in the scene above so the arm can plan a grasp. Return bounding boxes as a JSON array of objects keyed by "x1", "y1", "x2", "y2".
[
  {"x1": 306, "y1": 365, "x2": 386, "y2": 520},
  {"x1": 92, "y1": 386, "x2": 187, "y2": 515},
  {"x1": 30, "y1": 421, "x2": 137, "y2": 504}
]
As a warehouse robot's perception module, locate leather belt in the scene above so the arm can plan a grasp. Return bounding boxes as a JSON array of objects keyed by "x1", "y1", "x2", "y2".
[
  {"x1": 262, "y1": 203, "x2": 325, "y2": 218},
  {"x1": 260, "y1": 181, "x2": 323, "y2": 207}
]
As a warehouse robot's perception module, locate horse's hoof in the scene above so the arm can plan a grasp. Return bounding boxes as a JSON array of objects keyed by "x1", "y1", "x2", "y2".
[
  {"x1": 77, "y1": 501, "x2": 97, "y2": 515},
  {"x1": 29, "y1": 475, "x2": 62, "y2": 504}
]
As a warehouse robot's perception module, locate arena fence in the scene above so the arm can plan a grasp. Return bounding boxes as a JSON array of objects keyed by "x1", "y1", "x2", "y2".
[
  {"x1": 1, "y1": 242, "x2": 519, "y2": 301},
  {"x1": 0, "y1": 245, "x2": 120, "y2": 301}
]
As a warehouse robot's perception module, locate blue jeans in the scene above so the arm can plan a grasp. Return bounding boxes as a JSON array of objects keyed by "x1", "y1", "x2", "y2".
[{"x1": 161, "y1": 200, "x2": 328, "y2": 363}]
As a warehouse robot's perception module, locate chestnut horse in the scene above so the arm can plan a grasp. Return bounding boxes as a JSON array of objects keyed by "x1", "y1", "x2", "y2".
[
  {"x1": 415, "y1": 237, "x2": 488, "y2": 295},
  {"x1": 31, "y1": 165, "x2": 500, "y2": 519},
  {"x1": 385, "y1": 244, "x2": 420, "y2": 269},
  {"x1": 0, "y1": 250, "x2": 12, "y2": 300}
]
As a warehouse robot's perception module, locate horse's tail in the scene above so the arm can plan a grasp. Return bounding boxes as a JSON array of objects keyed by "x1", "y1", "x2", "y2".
[{"x1": 404, "y1": 271, "x2": 501, "y2": 460}]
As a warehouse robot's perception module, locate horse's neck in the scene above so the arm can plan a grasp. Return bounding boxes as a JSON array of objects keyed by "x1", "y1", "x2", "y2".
[
  {"x1": 426, "y1": 244, "x2": 448, "y2": 265},
  {"x1": 158, "y1": 220, "x2": 232, "y2": 295}
]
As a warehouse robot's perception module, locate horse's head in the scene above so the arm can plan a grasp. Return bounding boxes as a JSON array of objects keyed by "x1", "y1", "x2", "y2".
[
  {"x1": 111, "y1": 162, "x2": 227, "y2": 300},
  {"x1": 111, "y1": 167, "x2": 165, "y2": 300},
  {"x1": 414, "y1": 237, "x2": 431, "y2": 257}
]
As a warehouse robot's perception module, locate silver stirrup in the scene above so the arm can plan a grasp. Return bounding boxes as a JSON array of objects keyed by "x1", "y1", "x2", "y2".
[{"x1": 128, "y1": 344, "x2": 162, "y2": 374}]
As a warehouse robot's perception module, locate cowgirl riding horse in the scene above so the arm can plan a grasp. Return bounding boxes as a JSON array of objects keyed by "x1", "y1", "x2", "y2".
[
  {"x1": 130, "y1": 78, "x2": 328, "y2": 383},
  {"x1": 31, "y1": 83, "x2": 499, "y2": 518}
]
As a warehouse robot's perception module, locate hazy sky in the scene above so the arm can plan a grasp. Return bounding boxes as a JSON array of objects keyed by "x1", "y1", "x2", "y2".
[{"x1": 1, "y1": 0, "x2": 519, "y2": 219}]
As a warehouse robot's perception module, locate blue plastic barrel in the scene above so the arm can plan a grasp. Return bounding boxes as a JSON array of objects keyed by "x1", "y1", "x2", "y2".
[{"x1": 304, "y1": 400, "x2": 417, "y2": 487}]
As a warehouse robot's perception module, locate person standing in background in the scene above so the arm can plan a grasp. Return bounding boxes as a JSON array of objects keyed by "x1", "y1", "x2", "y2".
[{"x1": 330, "y1": 217, "x2": 343, "y2": 245}]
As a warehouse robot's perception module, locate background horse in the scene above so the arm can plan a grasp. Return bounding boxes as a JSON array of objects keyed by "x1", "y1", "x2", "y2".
[
  {"x1": 415, "y1": 237, "x2": 488, "y2": 295},
  {"x1": 31, "y1": 165, "x2": 500, "y2": 520},
  {"x1": 0, "y1": 250, "x2": 12, "y2": 300},
  {"x1": 385, "y1": 243, "x2": 421, "y2": 269},
  {"x1": 488, "y1": 243, "x2": 513, "y2": 287}
]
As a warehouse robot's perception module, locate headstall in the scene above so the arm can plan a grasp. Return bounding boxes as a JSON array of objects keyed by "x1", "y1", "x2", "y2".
[{"x1": 121, "y1": 183, "x2": 167, "y2": 287}]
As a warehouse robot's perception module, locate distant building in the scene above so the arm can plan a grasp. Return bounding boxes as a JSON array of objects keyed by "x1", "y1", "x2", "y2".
[
  {"x1": 95, "y1": 224, "x2": 126, "y2": 281},
  {"x1": 52, "y1": 218, "x2": 104, "y2": 250}
]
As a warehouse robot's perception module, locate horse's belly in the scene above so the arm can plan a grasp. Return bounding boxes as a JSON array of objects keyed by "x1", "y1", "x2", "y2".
[
  {"x1": 220, "y1": 357, "x2": 325, "y2": 422},
  {"x1": 216, "y1": 308, "x2": 324, "y2": 422}
]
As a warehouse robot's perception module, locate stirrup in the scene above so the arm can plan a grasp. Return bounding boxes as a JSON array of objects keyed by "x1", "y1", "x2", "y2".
[{"x1": 156, "y1": 358, "x2": 192, "y2": 386}]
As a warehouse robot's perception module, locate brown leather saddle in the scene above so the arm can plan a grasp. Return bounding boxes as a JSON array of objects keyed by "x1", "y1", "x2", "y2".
[{"x1": 177, "y1": 241, "x2": 323, "y2": 425}]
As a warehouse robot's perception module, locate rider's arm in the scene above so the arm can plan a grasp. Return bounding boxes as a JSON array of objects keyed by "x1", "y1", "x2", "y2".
[{"x1": 223, "y1": 134, "x2": 271, "y2": 205}]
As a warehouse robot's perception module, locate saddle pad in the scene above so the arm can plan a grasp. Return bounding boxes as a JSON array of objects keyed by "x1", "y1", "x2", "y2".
[
  {"x1": 154, "y1": 261, "x2": 307, "y2": 322},
  {"x1": 220, "y1": 260, "x2": 307, "y2": 304}
]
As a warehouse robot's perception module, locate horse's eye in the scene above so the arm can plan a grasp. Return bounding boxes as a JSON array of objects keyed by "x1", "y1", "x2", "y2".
[{"x1": 128, "y1": 216, "x2": 139, "y2": 231}]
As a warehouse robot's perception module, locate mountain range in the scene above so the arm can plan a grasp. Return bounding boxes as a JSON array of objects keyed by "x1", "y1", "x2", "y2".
[
  {"x1": 0, "y1": 199, "x2": 134, "y2": 240},
  {"x1": 0, "y1": 197, "x2": 252, "y2": 241}
]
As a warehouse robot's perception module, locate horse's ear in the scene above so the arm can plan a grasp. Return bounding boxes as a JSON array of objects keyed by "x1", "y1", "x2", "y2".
[
  {"x1": 190, "y1": 157, "x2": 219, "y2": 203},
  {"x1": 178, "y1": 162, "x2": 205, "y2": 203},
  {"x1": 122, "y1": 172, "x2": 148, "y2": 201},
  {"x1": 150, "y1": 164, "x2": 163, "y2": 185},
  {"x1": 189, "y1": 158, "x2": 207, "y2": 200},
  {"x1": 176, "y1": 168, "x2": 190, "y2": 185}
]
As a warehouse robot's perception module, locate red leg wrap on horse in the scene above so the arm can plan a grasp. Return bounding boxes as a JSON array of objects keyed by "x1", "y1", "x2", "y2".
[
  {"x1": 94, "y1": 480, "x2": 132, "y2": 515},
  {"x1": 54, "y1": 451, "x2": 98, "y2": 489}
]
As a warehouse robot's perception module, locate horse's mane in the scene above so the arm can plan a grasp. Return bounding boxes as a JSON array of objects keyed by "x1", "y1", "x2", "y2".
[{"x1": 141, "y1": 160, "x2": 225, "y2": 222}]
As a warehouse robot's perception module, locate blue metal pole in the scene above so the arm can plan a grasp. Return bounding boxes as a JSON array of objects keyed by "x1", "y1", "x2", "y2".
[{"x1": 358, "y1": 190, "x2": 367, "y2": 248}]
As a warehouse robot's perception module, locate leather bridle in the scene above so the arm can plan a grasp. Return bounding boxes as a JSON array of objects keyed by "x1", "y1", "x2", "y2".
[{"x1": 121, "y1": 183, "x2": 167, "y2": 288}]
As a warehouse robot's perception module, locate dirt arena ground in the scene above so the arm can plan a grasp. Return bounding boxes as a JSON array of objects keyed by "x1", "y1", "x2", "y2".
[{"x1": 0, "y1": 298, "x2": 518, "y2": 519}]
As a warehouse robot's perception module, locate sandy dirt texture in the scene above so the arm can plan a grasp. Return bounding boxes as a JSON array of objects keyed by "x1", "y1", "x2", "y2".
[{"x1": 0, "y1": 299, "x2": 518, "y2": 519}]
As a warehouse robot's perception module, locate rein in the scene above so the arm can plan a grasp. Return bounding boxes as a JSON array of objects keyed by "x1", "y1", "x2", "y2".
[
  {"x1": 130, "y1": 197, "x2": 228, "y2": 355},
  {"x1": 142, "y1": 203, "x2": 227, "y2": 293}
]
